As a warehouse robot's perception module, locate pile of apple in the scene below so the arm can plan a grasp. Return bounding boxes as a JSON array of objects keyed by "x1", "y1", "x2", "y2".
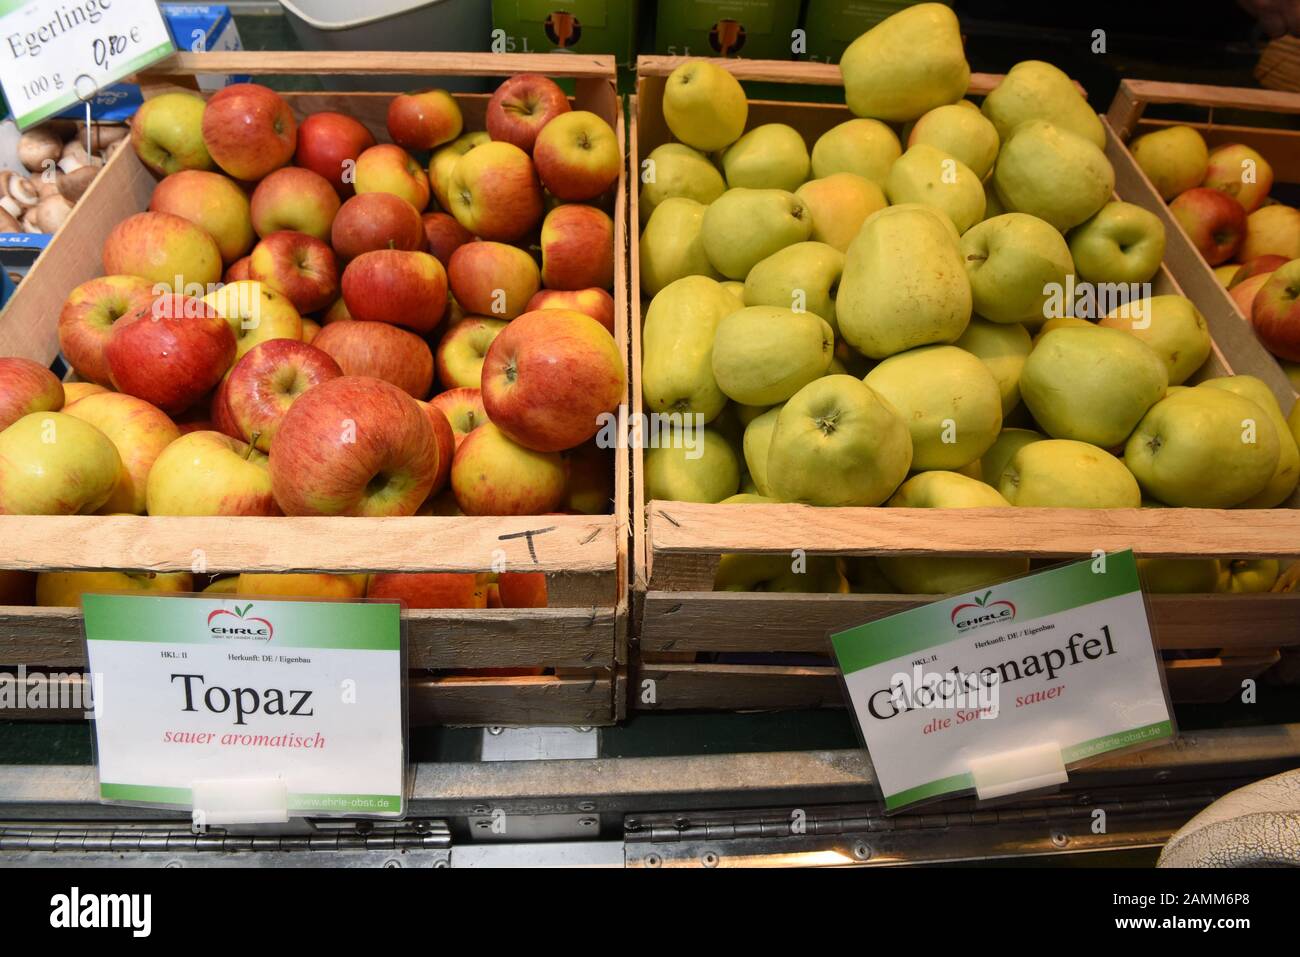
[
  {"x1": 0, "y1": 73, "x2": 626, "y2": 614},
  {"x1": 638, "y1": 3, "x2": 1300, "y2": 599},
  {"x1": 1130, "y1": 125, "x2": 1300, "y2": 387}
]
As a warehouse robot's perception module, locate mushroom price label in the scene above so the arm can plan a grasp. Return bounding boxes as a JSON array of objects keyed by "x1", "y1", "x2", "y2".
[
  {"x1": 830, "y1": 550, "x2": 1173, "y2": 812},
  {"x1": 0, "y1": 0, "x2": 174, "y2": 129}
]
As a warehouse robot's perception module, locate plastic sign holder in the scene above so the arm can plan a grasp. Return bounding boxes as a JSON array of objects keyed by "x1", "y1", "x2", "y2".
[
  {"x1": 0, "y1": 0, "x2": 175, "y2": 129},
  {"x1": 83, "y1": 593, "x2": 408, "y2": 822},
  {"x1": 829, "y1": 550, "x2": 1175, "y2": 812}
]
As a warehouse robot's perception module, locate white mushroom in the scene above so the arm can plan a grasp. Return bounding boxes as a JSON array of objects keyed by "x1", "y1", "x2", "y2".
[
  {"x1": 0, "y1": 195, "x2": 21, "y2": 219},
  {"x1": 17, "y1": 128, "x2": 62, "y2": 173},
  {"x1": 33, "y1": 194, "x2": 73, "y2": 232},
  {"x1": 36, "y1": 176, "x2": 62, "y2": 199},
  {"x1": 0, "y1": 208, "x2": 20, "y2": 232},
  {"x1": 7, "y1": 175, "x2": 38, "y2": 207},
  {"x1": 58, "y1": 166, "x2": 98, "y2": 203},
  {"x1": 58, "y1": 140, "x2": 101, "y2": 173}
]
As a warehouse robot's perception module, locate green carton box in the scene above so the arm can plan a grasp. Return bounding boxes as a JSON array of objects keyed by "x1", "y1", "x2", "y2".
[
  {"x1": 491, "y1": 0, "x2": 639, "y2": 66},
  {"x1": 655, "y1": 0, "x2": 800, "y2": 59},
  {"x1": 801, "y1": 0, "x2": 951, "y2": 64}
]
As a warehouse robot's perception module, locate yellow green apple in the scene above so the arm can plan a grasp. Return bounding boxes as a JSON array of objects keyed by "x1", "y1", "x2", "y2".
[
  {"x1": 712, "y1": 306, "x2": 834, "y2": 406},
  {"x1": 743, "y1": 241, "x2": 844, "y2": 335},
  {"x1": 908, "y1": 102, "x2": 999, "y2": 179},
  {"x1": 795, "y1": 173, "x2": 887, "y2": 253},
  {"x1": 643, "y1": 427, "x2": 739, "y2": 503},
  {"x1": 720, "y1": 123, "x2": 809, "y2": 191},
  {"x1": 641, "y1": 275, "x2": 736, "y2": 423},
  {"x1": 37, "y1": 571, "x2": 193, "y2": 607},
  {"x1": 1021, "y1": 326, "x2": 1168, "y2": 447},
  {"x1": 638, "y1": 143, "x2": 725, "y2": 225},
  {"x1": 864, "y1": 345, "x2": 1003, "y2": 470},
  {"x1": 62, "y1": 392, "x2": 180, "y2": 514},
  {"x1": 766, "y1": 375, "x2": 912, "y2": 506},
  {"x1": 1125, "y1": 388, "x2": 1280, "y2": 507},
  {"x1": 639, "y1": 197, "x2": 720, "y2": 296},
  {"x1": 999, "y1": 439, "x2": 1140, "y2": 507},
  {"x1": 1198, "y1": 375, "x2": 1299, "y2": 507},
  {"x1": 993, "y1": 121, "x2": 1114, "y2": 231},
  {"x1": 810, "y1": 118, "x2": 901, "y2": 186},
  {"x1": 701, "y1": 188, "x2": 813, "y2": 280},
  {"x1": 661, "y1": 60, "x2": 747, "y2": 152},
  {"x1": 979, "y1": 427, "x2": 1044, "y2": 489},
  {"x1": 960, "y1": 212, "x2": 1074, "y2": 324},
  {"x1": 839, "y1": 3, "x2": 969, "y2": 122},
  {"x1": 0, "y1": 412, "x2": 120, "y2": 515},
  {"x1": 955, "y1": 318, "x2": 1032, "y2": 414},
  {"x1": 1130, "y1": 126, "x2": 1208, "y2": 201},
  {"x1": 1098, "y1": 295, "x2": 1211, "y2": 385}
]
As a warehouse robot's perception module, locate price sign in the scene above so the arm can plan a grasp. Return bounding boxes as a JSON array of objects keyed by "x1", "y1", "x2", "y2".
[
  {"x1": 0, "y1": 0, "x2": 174, "y2": 129},
  {"x1": 84, "y1": 594, "x2": 406, "y2": 820},
  {"x1": 830, "y1": 550, "x2": 1174, "y2": 812}
]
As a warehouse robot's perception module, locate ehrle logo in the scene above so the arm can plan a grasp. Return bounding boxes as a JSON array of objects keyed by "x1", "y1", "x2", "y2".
[
  {"x1": 207, "y1": 603, "x2": 273, "y2": 642},
  {"x1": 951, "y1": 591, "x2": 1016, "y2": 632}
]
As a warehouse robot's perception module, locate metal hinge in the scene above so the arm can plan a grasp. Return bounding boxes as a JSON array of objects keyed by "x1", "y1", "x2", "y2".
[
  {"x1": 623, "y1": 786, "x2": 1230, "y2": 867},
  {"x1": 0, "y1": 819, "x2": 451, "y2": 857}
]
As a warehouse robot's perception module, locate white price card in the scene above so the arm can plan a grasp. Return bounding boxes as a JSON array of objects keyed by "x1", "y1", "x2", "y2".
[
  {"x1": 830, "y1": 550, "x2": 1174, "y2": 812},
  {"x1": 0, "y1": 0, "x2": 174, "y2": 128},
  {"x1": 84, "y1": 594, "x2": 406, "y2": 819}
]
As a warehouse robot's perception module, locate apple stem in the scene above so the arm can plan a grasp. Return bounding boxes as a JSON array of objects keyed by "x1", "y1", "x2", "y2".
[{"x1": 245, "y1": 434, "x2": 261, "y2": 459}]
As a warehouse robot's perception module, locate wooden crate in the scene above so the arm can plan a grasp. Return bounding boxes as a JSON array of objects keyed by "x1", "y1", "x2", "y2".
[
  {"x1": 1106, "y1": 79, "x2": 1300, "y2": 400},
  {"x1": 0, "y1": 52, "x2": 631, "y2": 728},
  {"x1": 629, "y1": 57, "x2": 1300, "y2": 712}
]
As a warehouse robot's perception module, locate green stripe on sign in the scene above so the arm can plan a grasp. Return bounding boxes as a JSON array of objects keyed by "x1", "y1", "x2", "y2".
[
  {"x1": 883, "y1": 772, "x2": 974, "y2": 811},
  {"x1": 83, "y1": 594, "x2": 402, "y2": 651},
  {"x1": 832, "y1": 550, "x2": 1141, "y2": 674},
  {"x1": 101, "y1": 782, "x2": 193, "y2": 805},
  {"x1": 1061, "y1": 720, "x2": 1174, "y2": 763}
]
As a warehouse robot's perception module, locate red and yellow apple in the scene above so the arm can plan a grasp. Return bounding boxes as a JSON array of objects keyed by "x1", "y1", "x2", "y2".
[
  {"x1": 37, "y1": 571, "x2": 193, "y2": 607},
  {"x1": 481, "y1": 309, "x2": 625, "y2": 452},
  {"x1": 63, "y1": 392, "x2": 180, "y2": 514},
  {"x1": 525, "y1": 287, "x2": 615, "y2": 334},
  {"x1": 417, "y1": 400, "x2": 455, "y2": 495},
  {"x1": 58, "y1": 276, "x2": 155, "y2": 386},
  {"x1": 447, "y1": 241, "x2": 539, "y2": 319},
  {"x1": 61, "y1": 382, "x2": 110, "y2": 405},
  {"x1": 1252, "y1": 259, "x2": 1300, "y2": 361},
  {"x1": 341, "y1": 249, "x2": 448, "y2": 334},
  {"x1": 429, "y1": 387, "x2": 488, "y2": 448},
  {"x1": 1240, "y1": 205, "x2": 1300, "y2": 262},
  {"x1": 330, "y1": 192, "x2": 425, "y2": 261},
  {"x1": 311, "y1": 320, "x2": 434, "y2": 399},
  {"x1": 539, "y1": 204, "x2": 614, "y2": 290},
  {"x1": 446, "y1": 141, "x2": 543, "y2": 242},
  {"x1": 268, "y1": 375, "x2": 439, "y2": 516},
  {"x1": 237, "y1": 573, "x2": 368, "y2": 599},
  {"x1": 354, "y1": 143, "x2": 430, "y2": 212},
  {"x1": 562, "y1": 440, "x2": 614, "y2": 514},
  {"x1": 202, "y1": 280, "x2": 304, "y2": 360},
  {"x1": 386, "y1": 88, "x2": 463, "y2": 152},
  {"x1": 149, "y1": 170, "x2": 254, "y2": 264},
  {"x1": 248, "y1": 230, "x2": 339, "y2": 315},
  {"x1": 225, "y1": 256, "x2": 252, "y2": 283},
  {"x1": 421, "y1": 212, "x2": 474, "y2": 267},
  {"x1": 294, "y1": 111, "x2": 376, "y2": 197},
  {"x1": 450, "y1": 422, "x2": 566, "y2": 515},
  {"x1": 0, "y1": 357, "x2": 64, "y2": 431},
  {"x1": 485, "y1": 74, "x2": 571, "y2": 154},
  {"x1": 147, "y1": 430, "x2": 278, "y2": 515},
  {"x1": 225, "y1": 338, "x2": 343, "y2": 451},
  {"x1": 497, "y1": 571, "x2": 548, "y2": 608},
  {"x1": 1230, "y1": 255, "x2": 1288, "y2": 288},
  {"x1": 429, "y1": 131, "x2": 488, "y2": 210},
  {"x1": 1202, "y1": 143, "x2": 1274, "y2": 214},
  {"x1": 532, "y1": 110, "x2": 620, "y2": 202},
  {"x1": 367, "y1": 572, "x2": 485, "y2": 608},
  {"x1": 201, "y1": 83, "x2": 297, "y2": 182},
  {"x1": 102, "y1": 211, "x2": 222, "y2": 290},
  {"x1": 249, "y1": 166, "x2": 341, "y2": 241},
  {"x1": 1170, "y1": 187, "x2": 1247, "y2": 265},
  {"x1": 105, "y1": 295, "x2": 236, "y2": 415}
]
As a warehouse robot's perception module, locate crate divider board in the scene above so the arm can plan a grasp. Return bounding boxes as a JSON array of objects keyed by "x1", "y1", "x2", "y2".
[
  {"x1": 1106, "y1": 78, "x2": 1300, "y2": 406},
  {"x1": 629, "y1": 56, "x2": 1300, "y2": 712},
  {"x1": 0, "y1": 51, "x2": 631, "y2": 728}
]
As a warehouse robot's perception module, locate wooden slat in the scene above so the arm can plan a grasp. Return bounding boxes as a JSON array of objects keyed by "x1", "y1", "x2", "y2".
[
  {"x1": 409, "y1": 674, "x2": 614, "y2": 726},
  {"x1": 635, "y1": 657, "x2": 1279, "y2": 711},
  {"x1": 139, "y1": 51, "x2": 617, "y2": 80},
  {"x1": 633, "y1": 56, "x2": 1006, "y2": 96},
  {"x1": 0, "y1": 514, "x2": 616, "y2": 576},
  {"x1": 647, "y1": 503, "x2": 1300, "y2": 587},
  {"x1": 639, "y1": 591, "x2": 1300, "y2": 653},
  {"x1": 0, "y1": 605, "x2": 617, "y2": 669},
  {"x1": 1117, "y1": 78, "x2": 1300, "y2": 116}
]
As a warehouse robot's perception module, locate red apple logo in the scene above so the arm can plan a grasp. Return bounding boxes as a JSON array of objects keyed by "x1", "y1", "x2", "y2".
[
  {"x1": 208, "y1": 603, "x2": 274, "y2": 641},
  {"x1": 951, "y1": 591, "x2": 1016, "y2": 631}
]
